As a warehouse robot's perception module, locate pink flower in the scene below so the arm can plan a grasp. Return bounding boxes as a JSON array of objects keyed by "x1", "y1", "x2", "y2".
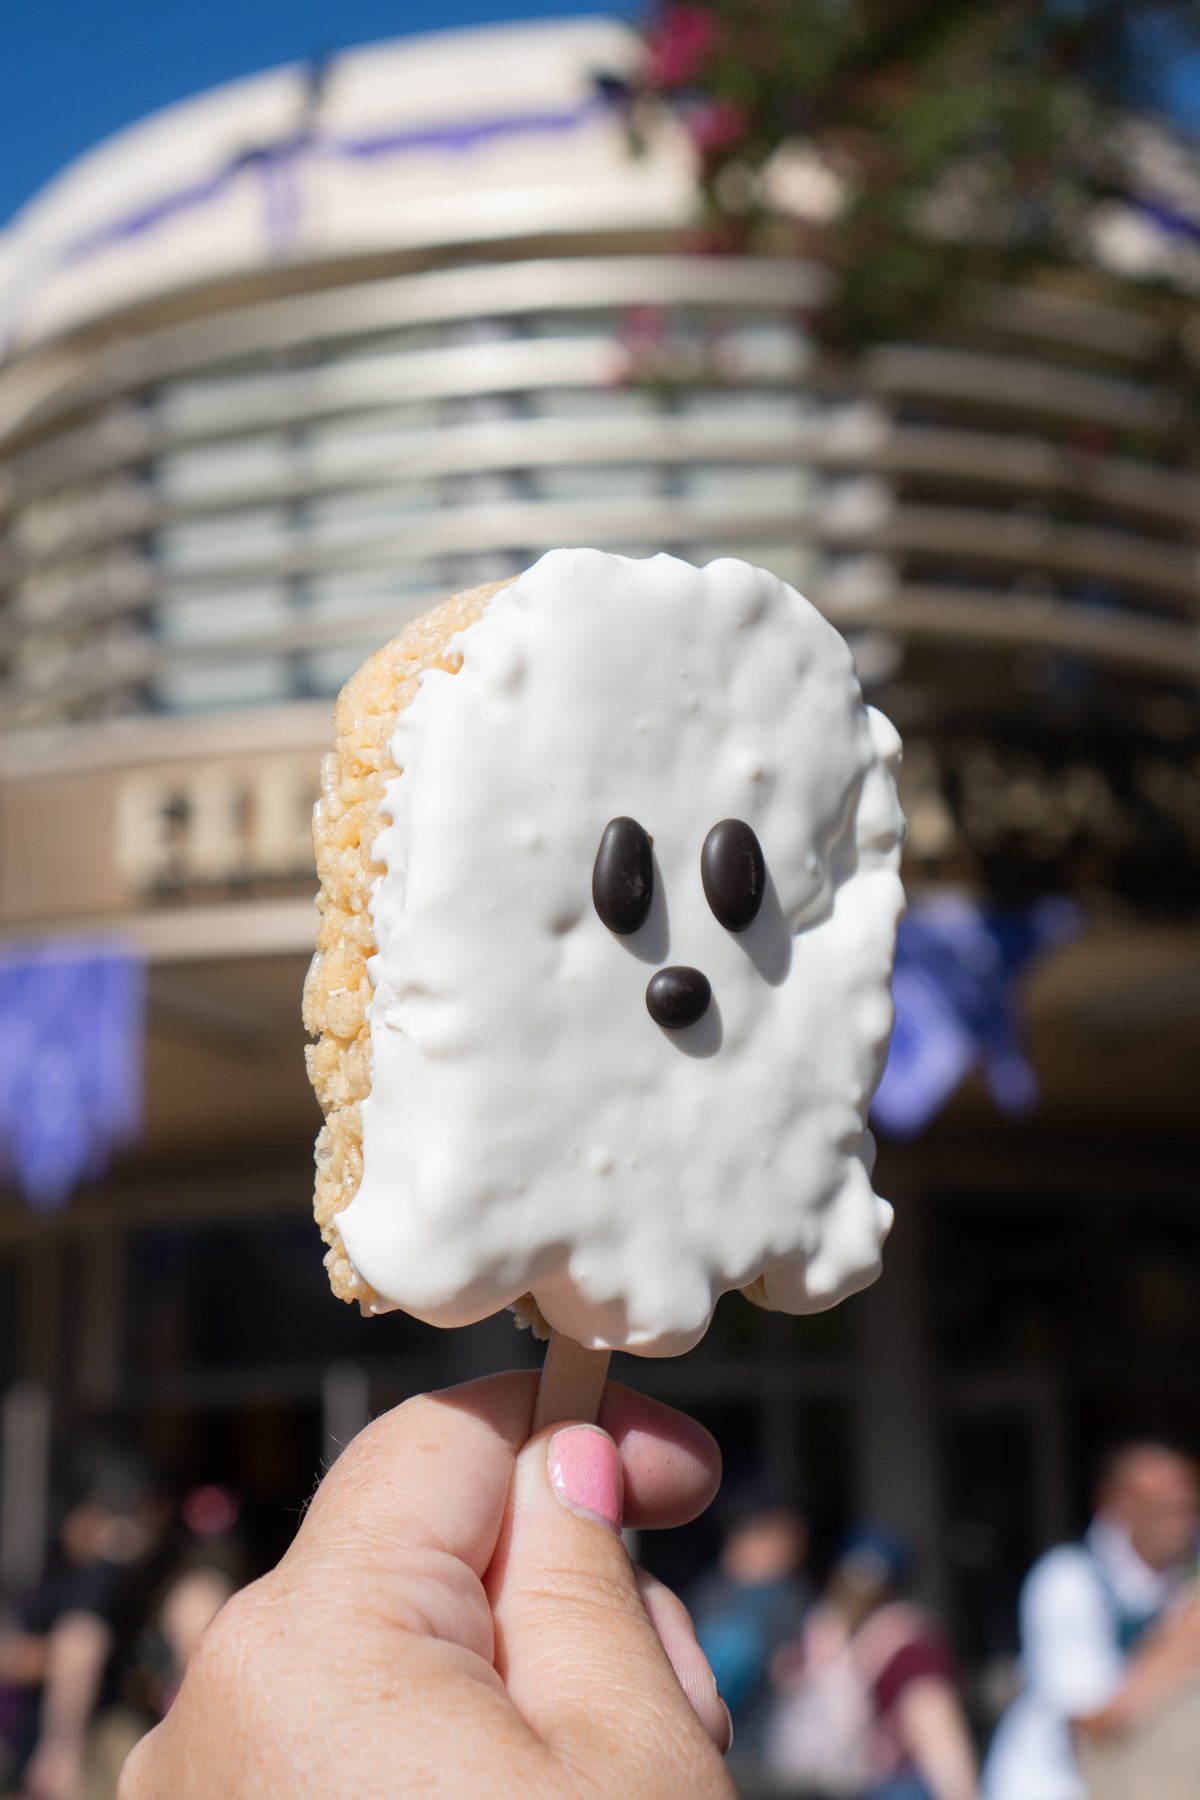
[
  {"x1": 622, "y1": 303, "x2": 669, "y2": 341},
  {"x1": 688, "y1": 97, "x2": 749, "y2": 156},
  {"x1": 646, "y1": 4, "x2": 721, "y2": 89}
]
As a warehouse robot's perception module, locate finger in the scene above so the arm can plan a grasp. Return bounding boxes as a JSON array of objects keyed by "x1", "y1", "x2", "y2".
[
  {"x1": 284, "y1": 1372, "x2": 719, "y2": 1662},
  {"x1": 598, "y1": 1385, "x2": 722, "y2": 1529},
  {"x1": 297, "y1": 1371, "x2": 718, "y2": 1573},
  {"x1": 284, "y1": 1371, "x2": 536, "y2": 1662},
  {"x1": 487, "y1": 1422, "x2": 735, "y2": 1793},
  {"x1": 293, "y1": 1371, "x2": 534, "y2": 1569},
  {"x1": 635, "y1": 1566, "x2": 732, "y2": 1753}
]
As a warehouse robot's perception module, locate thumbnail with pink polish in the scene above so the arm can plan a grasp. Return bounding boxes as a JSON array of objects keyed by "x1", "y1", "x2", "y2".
[{"x1": 549, "y1": 1426, "x2": 623, "y2": 1530}]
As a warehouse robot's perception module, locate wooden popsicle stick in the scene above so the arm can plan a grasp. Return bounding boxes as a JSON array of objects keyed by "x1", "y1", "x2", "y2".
[{"x1": 531, "y1": 1330, "x2": 612, "y2": 1433}]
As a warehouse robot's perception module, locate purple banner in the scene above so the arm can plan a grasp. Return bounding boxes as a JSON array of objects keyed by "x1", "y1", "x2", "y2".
[
  {"x1": 871, "y1": 895, "x2": 1081, "y2": 1139},
  {"x1": 0, "y1": 941, "x2": 145, "y2": 1210}
]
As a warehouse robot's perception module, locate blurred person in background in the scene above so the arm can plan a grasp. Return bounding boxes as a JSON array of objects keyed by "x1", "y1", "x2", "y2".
[
  {"x1": 9, "y1": 1454, "x2": 173, "y2": 1800},
  {"x1": 983, "y1": 1439, "x2": 1200, "y2": 1800},
  {"x1": 766, "y1": 1529, "x2": 979, "y2": 1800},
  {"x1": 688, "y1": 1498, "x2": 812, "y2": 1763},
  {"x1": 1, "y1": 1603, "x2": 46, "y2": 1793},
  {"x1": 126, "y1": 1484, "x2": 248, "y2": 1725}
]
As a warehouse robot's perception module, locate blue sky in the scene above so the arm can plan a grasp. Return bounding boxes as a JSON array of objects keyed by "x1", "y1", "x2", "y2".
[{"x1": 0, "y1": 1, "x2": 639, "y2": 228}]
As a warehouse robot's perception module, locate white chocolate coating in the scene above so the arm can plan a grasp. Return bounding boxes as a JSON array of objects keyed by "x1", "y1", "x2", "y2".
[{"x1": 340, "y1": 550, "x2": 905, "y2": 1355}]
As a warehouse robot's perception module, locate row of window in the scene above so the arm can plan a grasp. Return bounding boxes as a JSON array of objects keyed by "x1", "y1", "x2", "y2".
[
  {"x1": 6, "y1": 387, "x2": 818, "y2": 562},
  {"x1": 3, "y1": 537, "x2": 820, "y2": 719}
]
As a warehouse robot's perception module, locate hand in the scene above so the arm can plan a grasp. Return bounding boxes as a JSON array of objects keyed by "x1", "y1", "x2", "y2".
[
  {"x1": 1146, "y1": 1593, "x2": 1200, "y2": 1672},
  {"x1": 120, "y1": 1372, "x2": 736, "y2": 1799},
  {"x1": 21, "y1": 1738, "x2": 83, "y2": 1800},
  {"x1": 0, "y1": 1631, "x2": 47, "y2": 1684},
  {"x1": 1080, "y1": 1593, "x2": 1200, "y2": 1740}
]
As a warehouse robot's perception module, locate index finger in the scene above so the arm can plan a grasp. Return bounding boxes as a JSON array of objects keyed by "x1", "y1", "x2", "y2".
[
  {"x1": 290, "y1": 1369, "x2": 720, "y2": 1581},
  {"x1": 292, "y1": 1372, "x2": 535, "y2": 1583}
]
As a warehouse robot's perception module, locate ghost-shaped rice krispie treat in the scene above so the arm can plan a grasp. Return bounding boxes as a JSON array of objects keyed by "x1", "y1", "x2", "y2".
[{"x1": 303, "y1": 549, "x2": 904, "y2": 1357}]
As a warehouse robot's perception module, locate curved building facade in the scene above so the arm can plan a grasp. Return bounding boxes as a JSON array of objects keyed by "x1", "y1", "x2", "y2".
[
  {"x1": 0, "y1": 18, "x2": 829, "y2": 735},
  {"x1": 1, "y1": 18, "x2": 1198, "y2": 1687}
]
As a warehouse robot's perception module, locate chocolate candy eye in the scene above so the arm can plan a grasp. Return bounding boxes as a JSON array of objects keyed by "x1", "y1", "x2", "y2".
[
  {"x1": 593, "y1": 817, "x2": 654, "y2": 935},
  {"x1": 701, "y1": 819, "x2": 765, "y2": 932}
]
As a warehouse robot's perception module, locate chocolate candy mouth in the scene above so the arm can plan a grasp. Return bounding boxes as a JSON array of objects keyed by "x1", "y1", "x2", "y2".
[{"x1": 645, "y1": 965, "x2": 712, "y2": 1030}]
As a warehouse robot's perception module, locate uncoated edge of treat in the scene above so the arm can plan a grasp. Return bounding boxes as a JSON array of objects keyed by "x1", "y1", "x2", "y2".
[{"x1": 301, "y1": 579, "x2": 541, "y2": 1318}]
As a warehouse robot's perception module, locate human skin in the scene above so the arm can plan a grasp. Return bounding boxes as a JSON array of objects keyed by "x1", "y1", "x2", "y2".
[
  {"x1": 895, "y1": 1678, "x2": 979, "y2": 1800},
  {"x1": 1076, "y1": 1597, "x2": 1200, "y2": 1741},
  {"x1": 1112, "y1": 1446, "x2": 1200, "y2": 1575},
  {"x1": 22, "y1": 1613, "x2": 111, "y2": 1800},
  {"x1": 119, "y1": 1373, "x2": 737, "y2": 1799},
  {"x1": 1076, "y1": 1446, "x2": 1200, "y2": 1742}
]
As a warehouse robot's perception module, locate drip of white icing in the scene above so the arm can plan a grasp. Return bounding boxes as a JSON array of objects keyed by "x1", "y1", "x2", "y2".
[{"x1": 340, "y1": 549, "x2": 905, "y2": 1355}]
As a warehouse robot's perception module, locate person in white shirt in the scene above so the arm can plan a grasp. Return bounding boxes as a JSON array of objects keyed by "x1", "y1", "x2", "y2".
[{"x1": 983, "y1": 1439, "x2": 1200, "y2": 1800}]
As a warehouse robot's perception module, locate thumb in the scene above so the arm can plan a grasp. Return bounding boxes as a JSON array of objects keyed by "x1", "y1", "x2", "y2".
[{"x1": 487, "y1": 1423, "x2": 734, "y2": 1794}]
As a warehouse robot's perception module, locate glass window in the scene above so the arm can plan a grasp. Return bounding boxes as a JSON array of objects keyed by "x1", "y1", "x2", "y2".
[
  {"x1": 304, "y1": 406, "x2": 441, "y2": 480},
  {"x1": 528, "y1": 387, "x2": 664, "y2": 420},
  {"x1": 716, "y1": 319, "x2": 809, "y2": 380},
  {"x1": 306, "y1": 563, "x2": 440, "y2": 620},
  {"x1": 808, "y1": 549, "x2": 889, "y2": 592},
  {"x1": 157, "y1": 509, "x2": 290, "y2": 573},
  {"x1": 440, "y1": 471, "x2": 525, "y2": 506},
  {"x1": 11, "y1": 571, "x2": 76, "y2": 624},
  {"x1": 153, "y1": 655, "x2": 293, "y2": 712},
  {"x1": 524, "y1": 311, "x2": 617, "y2": 340},
  {"x1": 158, "y1": 368, "x2": 288, "y2": 433},
  {"x1": 302, "y1": 641, "x2": 396, "y2": 696},
  {"x1": 678, "y1": 390, "x2": 812, "y2": 423},
  {"x1": 943, "y1": 1413, "x2": 1037, "y2": 1664},
  {"x1": 690, "y1": 542, "x2": 813, "y2": 589},
  {"x1": 846, "y1": 630, "x2": 903, "y2": 687},
  {"x1": 320, "y1": 326, "x2": 441, "y2": 363},
  {"x1": 13, "y1": 477, "x2": 143, "y2": 557},
  {"x1": 308, "y1": 402, "x2": 440, "y2": 448},
  {"x1": 10, "y1": 620, "x2": 97, "y2": 688},
  {"x1": 0, "y1": 1255, "x2": 17, "y2": 1376},
  {"x1": 440, "y1": 319, "x2": 519, "y2": 348},
  {"x1": 439, "y1": 395, "x2": 522, "y2": 427},
  {"x1": 440, "y1": 551, "x2": 525, "y2": 591},
  {"x1": 157, "y1": 434, "x2": 292, "y2": 500},
  {"x1": 157, "y1": 584, "x2": 290, "y2": 645},
  {"x1": 679, "y1": 466, "x2": 812, "y2": 506},
  {"x1": 532, "y1": 465, "x2": 662, "y2": 501},
  {"x1": 125, "y1": 1220, "x2": 369, "y2": 1375},
  {"x1": 307, "y1": 484, "x2": 439, "y2": 536}
]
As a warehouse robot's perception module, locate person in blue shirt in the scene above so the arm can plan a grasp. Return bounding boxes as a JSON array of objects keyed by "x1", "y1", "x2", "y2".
[{"x1": 690, "y1": 1498, "x2": 812, "y2": 1759}]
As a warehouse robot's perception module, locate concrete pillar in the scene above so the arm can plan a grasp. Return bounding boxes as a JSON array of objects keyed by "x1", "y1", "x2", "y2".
[
  {"x1": 76, "y1": 1234, "x2": 124, "y2": 1407},
  {"x1": 321, "y1": 1360, "x2": 370, "y2": 1470},
  {"x1": 1, "y1": 1378, "x2": 50, "y2": 1590},
  {"x1": 22, "y1": 1241, "x2": 62, "y2": 1389},
  {"x1": 850, "y1": 1193, "x2": 945, "y2": 1608},
  {"x1": 761, "y1": 1383, "x2": 804, "y2": 1503},
  {"x1": 1030, "y1": 1376, "x2": 1072, "y2": 1551}
]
